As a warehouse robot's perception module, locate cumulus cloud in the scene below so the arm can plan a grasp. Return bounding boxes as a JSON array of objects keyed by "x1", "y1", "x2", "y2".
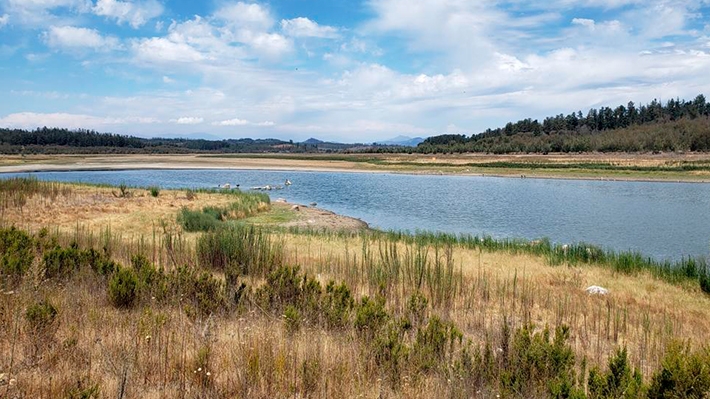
[
  {"x1": 0, "y1": 14, "x2": 9, "y2": 27},
  {"x1": 213, "y1": 118, "x2": 275, "y2": 127},
  {"x1": 281, "y1": 17, "x2": 339, "y2": 38},
  {"x1": 92, "y1": 0, "x2": 163, "y2": 28},
  {"x1": 214, "y1": 118, "x2": 248, "y2": 126},
  {"x1": 213, "y1": 2, "x2": 273, "y2": 31},
  {"x1": 44, "y1": 25, "x2": 120, "y2": 51},
  {"x1": 172, "y1": 117, "x2": 204, "y2": 125},
  {"x1": 132, "y1": 37, "x2": 206, "y2": 64}
]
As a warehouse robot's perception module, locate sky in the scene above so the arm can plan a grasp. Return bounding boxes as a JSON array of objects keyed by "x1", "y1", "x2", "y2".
[{"x1": 0, "y1": 0, "x2": 709, "y2": 142}]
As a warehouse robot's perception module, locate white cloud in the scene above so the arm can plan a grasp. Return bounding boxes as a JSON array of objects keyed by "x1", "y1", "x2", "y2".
[
  {"x1": 281, "y1": 17, "x2": 339, "y2": 38},
  {"x1": 132, "y1": 37, "x2": 206, "y2": 64},
  {"x1": 571, "y1": 18, "x2": 595, "y2": 28},
  {"x1": 172, "y1": 116, "x2": 203, "y2": 125},
  {"x1": 3, "y1": 0, "x2": 92, "y2": 25},
  {"x1": 213, "y1": 118, "x2": 275, "y2": 127},
  {"x1": 240, "y1": 31, "x2": 292, "y2": 60},
  {"x1": 0, "y1": 14, "x2": 9, "y2": 27},
  {"x1": 0, "y1": 112, "x2": 158, "y2": 129},
  {"x1": 162, "y1": 75, "x2": 174, "y2": 83},
  {"x1": 213, "y1": 2, "x2": 273, "y2": 31},
  {"x1": 92, "y1": 0, "x2": 163, "y2": 28},
  {"x1": 44, "y1": 25, "x2": 120, "y2": 51},
  {"x1": 214, "y1": 118, "x2": 248, "y2": 126}
]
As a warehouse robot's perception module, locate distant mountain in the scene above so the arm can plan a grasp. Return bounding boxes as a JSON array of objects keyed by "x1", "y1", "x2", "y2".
[
  {"x1": 302, "y1": 138, "x2": 325, "y2": 144},
  {"x1": 153, "y1": 132, "x2": 224, "y2": 141},
  {"x1": 376, "y1": 135, "x2": 425, "y2": 147}
]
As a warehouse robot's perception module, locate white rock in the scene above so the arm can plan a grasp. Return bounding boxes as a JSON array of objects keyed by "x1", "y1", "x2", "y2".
[{"x1": 585, "y1": 285, "x2": 609, "y2": 295}]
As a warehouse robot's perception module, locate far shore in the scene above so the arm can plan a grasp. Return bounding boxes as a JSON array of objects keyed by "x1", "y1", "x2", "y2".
[{"x1": 1, "y1": 153, "x2": 710, "y2": 183}]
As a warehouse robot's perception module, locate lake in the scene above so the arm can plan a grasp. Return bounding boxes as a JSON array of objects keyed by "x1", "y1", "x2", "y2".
[{"x1": 3, "y1": 169, "x2": 709, "y2": 261}]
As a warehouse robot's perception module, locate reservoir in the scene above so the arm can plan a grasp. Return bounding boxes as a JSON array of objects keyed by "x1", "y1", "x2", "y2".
[{"x1": 3, "y1": 169, "x2": 709, "y2": 261}]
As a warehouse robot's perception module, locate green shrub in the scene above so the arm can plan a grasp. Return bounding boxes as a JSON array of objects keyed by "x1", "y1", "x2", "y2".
[
  {"x1": 371, "y1": 318, "x2": 410, "y2": 386},
  {"x1": 323, "y1": 281, "x2": 354, "y2": 329},
  {"x1": 116, "y1": 182, "x2": 130, "y2": 198},
  {"x1": 284, "y1": 305, "x2": 301, "y2": 333},
  {"x1": 192, "y1": 271, "x2": 225, "y2": 315},
  {"x1": 588, "y1": 347, "x2": 644, "y2": 399},
  {"x1": 648, "y1": 342, "x2": 710, "y2": 398},
  {"x1": 65, "y1": 377, "x2": 100, "y2": 399},
  {"x1": 25, "y1": 299, "x2": 58, "y2": 334},
  {"x1": 167, "y1": 266, "x2": 225, "y2": 316},
  {"x1": 109, "y1": 267, "x2": 138, "y2": 308},
  {"x1": 499, "y1": 325, "x2": 582, "y2": 398},
  {"x1": 178, "y1": 208, "x2": 221, "y2": 232},
  {"x1": 43, "y1": 245, "x2": 85, "y2": 279},
  {"x1": 354, "y1": 295, "x2": 389, "y2": 338},
  {"x1": 700, "y1": 272, "x2": 710, "y2": 295},
  {"x1": 407, "y1": 291, "x2": 428, "y2": 326},
  {"x1": 0, "y1": 226, "x2": 35, "y2": 279},
  {"x1": 197, "y1": 225, "x2": 282, "y2": 276},
  {"x1": 148, "y1": 186, "x2": 160, "y2": 197},
  {"x1": 411, "y1": 316, "x2": 462, "y2": 372}
]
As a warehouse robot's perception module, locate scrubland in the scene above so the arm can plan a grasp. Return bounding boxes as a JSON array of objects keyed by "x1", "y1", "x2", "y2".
[{"x1": 1, "y1": 178, "x2": 709, "y2": 398}]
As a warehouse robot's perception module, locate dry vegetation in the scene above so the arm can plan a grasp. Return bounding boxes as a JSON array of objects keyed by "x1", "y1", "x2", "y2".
[{"x1": 1, "y1": 179, "x2": 709, "y2": 398}]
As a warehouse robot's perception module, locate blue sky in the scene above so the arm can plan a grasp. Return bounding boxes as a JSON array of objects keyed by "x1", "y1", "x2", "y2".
[{"x1": 1, "y1": 0, "x2": 709, "y2": 142}]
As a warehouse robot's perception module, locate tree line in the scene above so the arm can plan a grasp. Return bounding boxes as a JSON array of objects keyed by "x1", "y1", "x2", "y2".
[{"x1": 414, "y1": 95, "x2": 710, "y2": 153}]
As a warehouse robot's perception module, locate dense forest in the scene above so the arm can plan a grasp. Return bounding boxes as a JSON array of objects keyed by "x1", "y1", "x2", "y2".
[
  {"x1": 0, "y1": 128, "x2": 314, "y2": 154},
  {"x1": 414, "y1": 95, "x2": 710, "y2": 154}
]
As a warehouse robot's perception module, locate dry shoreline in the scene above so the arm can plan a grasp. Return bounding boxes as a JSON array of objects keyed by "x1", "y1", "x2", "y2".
[{"x1": 1, "y1": 153, "x2": 709, "y2": 183}]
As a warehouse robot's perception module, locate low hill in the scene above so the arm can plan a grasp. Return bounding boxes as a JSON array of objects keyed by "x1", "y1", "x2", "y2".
[{"x1": 416, "y1": 95, "x2": 710, "y2": 154}]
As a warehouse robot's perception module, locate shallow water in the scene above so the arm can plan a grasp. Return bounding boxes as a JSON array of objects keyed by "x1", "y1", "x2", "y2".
[{"x1": 3, "y1": 169, "x2": 710, "y2": 261}]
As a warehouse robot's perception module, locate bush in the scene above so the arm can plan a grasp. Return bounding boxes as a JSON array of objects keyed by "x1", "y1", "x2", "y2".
[
  {"x1": 411, "y1": 316, "x2": 461, "y2": 372},
  {"x1": 354, "y1": 295, "x2": 389, "y2": 338},
  {"x1": 116, "y1": 182, "x2": 130, "y2": 198},
  {"x1": 167, "y1": 266, "x2": 225, "y2": 316},
  {"x1": 109, "y1": 267, "x2": 138, "y2": 308},
  {"x1": 284, "y1": 305, "x2": 301, "y2": 333},
  {"x1": 700, "y1": 272, "x2": 710, "y2": 295},
  {"x1": 323, "y1": 281, "x2": 354, "y2": 329},
  {"x1": 499, "y1": 325, "x2": 582, "y2": 398},
  {"x1": 25, "y1": 299, "x2": 58, "y2": 334},
  {"x1": 178, "y1": 208, "x2": 221, "y2": 232},
  {"x1": 197, "y1": 225, "x2": 282, "y2": 276},
  {"x1": 43, "y1": 245, "x2": 85, "y2": 279},
  {"x1": 648, "y1": 341, "x2": 710, "y2": 398},
  {"x1": 588, "y1": 347, "x2": 644, "y2": 399},
  {"x1": 0, "y1": 226, "x2": 35, "y2": 280},
  {"x1": 148, "y1": 186, "x2": 160, "y2": 197}
]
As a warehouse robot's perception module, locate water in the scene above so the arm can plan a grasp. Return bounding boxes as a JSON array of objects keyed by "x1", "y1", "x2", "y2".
[{"x1": 3, "y1": 169, "x2": 710, "y2": 261}]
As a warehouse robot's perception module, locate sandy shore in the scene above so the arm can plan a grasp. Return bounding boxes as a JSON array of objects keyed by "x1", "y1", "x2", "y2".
[{"x1": 1, "y1": 153, "x2": 709, "y2": 182}]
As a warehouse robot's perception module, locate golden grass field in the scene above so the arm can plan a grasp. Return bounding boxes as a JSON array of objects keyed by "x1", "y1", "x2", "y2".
[{"x1": 1, "y1": 181, "x2": 709, "y2": 398}]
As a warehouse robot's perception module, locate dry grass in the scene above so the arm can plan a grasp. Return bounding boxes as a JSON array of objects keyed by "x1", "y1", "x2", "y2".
[
  {"x1": 1, "y1": 184, "x2": 236, "y2": 238},
  {"x1": 2, "y1": 180, "x2": 710, "y2": 397},
  {"x1": 278, "y1": 233, "x2": 710, "y2": 376}
]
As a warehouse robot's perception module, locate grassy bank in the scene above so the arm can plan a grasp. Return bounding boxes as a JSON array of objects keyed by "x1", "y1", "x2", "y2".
[{"x1": 1, "y1": 179, "x2": 710, "y2": 398}]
